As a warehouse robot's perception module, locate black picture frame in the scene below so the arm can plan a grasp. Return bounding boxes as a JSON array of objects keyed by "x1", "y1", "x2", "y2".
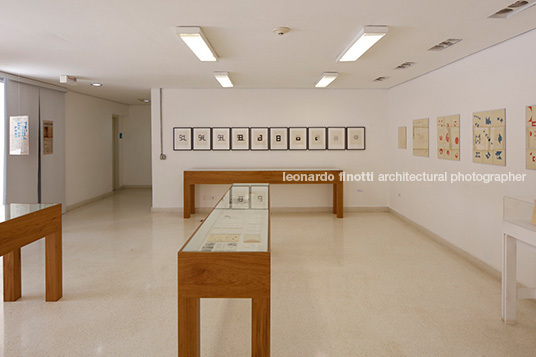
[
  {"x1": 173, "y1": 127, "x2": 192, "y2": 151},
  {"x1": 231, "y1": 127, "x2": 250, "y2": 150},
  {"x1": 250, "y1": 127, "x2": 270, "y2": 151},
  {"x1": 346, "y1": 126, "x2": 366, "y2": 150},
  {"x1": 289, "y1": 127, "x2": 308, "y2": 150},
  {"x1": 211, "y1": 127, "x2": 231, "y2": 151},
  {"x1": 269, "y1": 127, "x2": 289, "y2": 150},
  {"x1": 327, "y1": 127, "x2": 346, "y2": 150},
  {"x1": 307, "y1": 127, "x2": 327, "y2": 150},
  {"x1": 192, "y1": 127, "x2": 212, "y2": 151}
]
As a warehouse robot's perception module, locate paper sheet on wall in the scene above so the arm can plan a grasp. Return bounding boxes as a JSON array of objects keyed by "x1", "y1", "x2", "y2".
[
  {"x1": 9, "y1": 116, "x2": 29, "y2": 155},
  {"x1": 43, "y1": 120, "x2": 53, "y2": 155}
]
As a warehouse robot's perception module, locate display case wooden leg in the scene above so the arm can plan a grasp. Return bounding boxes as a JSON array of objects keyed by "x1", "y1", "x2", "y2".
[
  {"x1": 332, "y1": 184, "x2": 337, "y2": 214},
  {"x1": 178, "y1": 297, "x2": 200, "y2": 357},
  {"x1": 336, "y1": 182, "x2": 343, "y2": 218},
  {"x1": 190, "y1": 185, "x2": 196, "y2": 214},
  {"x1": 184, "y1": 182, "x2": 191, "y2": 218},
  {"x1": 3, "y1": 248, "x2": 22, "y2": 301},
  {"x1": 502, "y1": 234, "x2": 517, "y2": 324},
  {"x1": 45, "y1": 232, "x2": 63, "y2": 301},
  {"x1": 252, "y1": 298, "x2": 270, "y2": 357}
]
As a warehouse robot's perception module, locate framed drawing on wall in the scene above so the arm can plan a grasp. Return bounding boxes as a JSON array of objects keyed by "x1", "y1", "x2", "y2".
[
  {"x1": 269, "y1": 127, "x2": 288, "y2": 150},
  {"x1": 289, "y1": 127, "x2": 307, "y2": 150},
  {"x1": 347, "y1": 127, "x2": 365, "y2": 150},
  {"x1": 308, "y1": 127, "x2": 326, "y2": 150},
  {"x1": 212, "y1": 127, "x2": 230, "y2": 151},
  {"x1": 327, "y1": 127, "x2": 346, "y2": 150},
  {"x1": 173, "y1": 127, "x2": 192, "y2": 151},
  {"x1": 250, "y1": 127, "x2": 269, "y2": 151},
  {"x1": 192, "y1": 128, "x2": 211, "y2": 150},
  {"x1": 231, "y1": 127, "x2": 250, "y2": 150}
]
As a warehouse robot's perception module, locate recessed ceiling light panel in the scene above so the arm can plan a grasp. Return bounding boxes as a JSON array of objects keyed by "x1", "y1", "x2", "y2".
[
  {"x1": 214, "y1": 71, "x2": 233, "y2": 88},
  {"x1": 428, "y1": 39, "x2": 461, "y2": 51},
  {"x1": 315, "y1": 72, "x2": 339, "y2": 88},
  {"x1": 176, "y1": 26, "x2": 218, "y2": 62},
  {"x1": 337, "y1": 26, "x2": 389, "y2": 62},
  {"x1": 395, "y1": 61, "x2": 416, "y2": 69},
  {"x1": 489, "y1": 1, "x2": 536, "y2": 18},
  {"x1": 374, "y1": 76, "x2": 389, "y2": 82}
]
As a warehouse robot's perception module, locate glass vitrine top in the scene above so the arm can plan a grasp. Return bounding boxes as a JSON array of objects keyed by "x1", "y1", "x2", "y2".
[
  {"x1": 182, "y1": 184, "x2": 270, "y2": 252},
  {"x1": 503, "y1": 196, "x2": 536, "y2": 232},
  {"x1": 0, "y1": 203, "x2": 57, "y2": 224}
]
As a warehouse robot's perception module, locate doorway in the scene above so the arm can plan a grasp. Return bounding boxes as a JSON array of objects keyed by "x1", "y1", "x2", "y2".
[
  {"x1": 112, "y1": 115, "x2": 120, "y2": 191},
  {"x1": 0, "y1": 80, "x2": 4, "y2": 203}
]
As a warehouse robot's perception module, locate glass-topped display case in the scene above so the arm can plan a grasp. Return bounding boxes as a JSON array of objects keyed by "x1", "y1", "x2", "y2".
[
  {"x1": 503, "y1": 196, "x2": 536, "y2": 232},
  {"x1": 181, "y1": 184, "x2": 270, "y2": 252}
]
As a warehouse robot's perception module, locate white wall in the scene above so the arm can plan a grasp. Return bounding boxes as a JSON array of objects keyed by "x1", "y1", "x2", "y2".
[
  {"x1": 65, "y1": 92, "x2": 128, "y2": 206},
  {"x1": 388, "y1": 29, "x2": 536, "y2": 286},
  {"x1": 122, "y1": 105, "x2": 151, "y2": 187},
  {"x1": 151, "y1": 88, "x2": 389, "y2": 209}
]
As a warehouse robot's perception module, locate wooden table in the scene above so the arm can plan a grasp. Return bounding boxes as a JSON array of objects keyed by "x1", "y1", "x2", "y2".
[
  {"x1": 178, "y1": 185, "x2": 271, "y2": 356},
  {"x1": 183, "y1": 168, "x2": 343, "y2": 219},
  {"x1": 1, "y1": 203, "x2": 62, "y2": 302}
]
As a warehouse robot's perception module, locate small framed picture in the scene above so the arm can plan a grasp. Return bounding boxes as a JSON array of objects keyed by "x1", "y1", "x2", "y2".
[
  {"x1": 231, "y1": 127, "x2": 249, "y2": 150},
  {"x1": 327, "y1": 127, "x2": 346, "y2": 150},
  {"x1": 308, "y1": 127, "x2": 326, "y2": 150},
  {"x1": 270, "y1": 127, "x2": 288, "y2": 150},
  {"x1": 193, "y1": 127, "x2": 211, "y2": 150},
  {"x1": 250, "y1": 128, "x2": 269, "y2": 151},
  {"x1": 212, "y1": 127, "x2": 230, "y2": 151},
  {"x1": 289, "y1": 127, "x2": 307, "y2": 150},
  {"x1": 347, "y1": 127, "x2": 365, "y2": 150},
  {"x1": 173, "y1": 127, "x2": 192, "y2": 151}
]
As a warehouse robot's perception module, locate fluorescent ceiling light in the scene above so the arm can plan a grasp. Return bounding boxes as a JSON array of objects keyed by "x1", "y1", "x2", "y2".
[
  {"x1": 315, "y1": 72, "x2": 338, "y2": 88},
  {"x1": 214, "y1": 71, "x2": 233, "y2": 88},
  {"x1": 176, "y1": 26, "x2": 218, "y2": 62},
  {"x1": 91, "y1": 83, "x2": 102, "y2": 87},
  {"x1": 337, "y1": 26, "x2": 389, "y2": 62}
]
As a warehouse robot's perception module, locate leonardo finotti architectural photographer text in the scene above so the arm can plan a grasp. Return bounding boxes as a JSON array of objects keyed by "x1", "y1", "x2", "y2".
[{"x1": 282, "y1": 171, "x2": 527, "y2": 184}]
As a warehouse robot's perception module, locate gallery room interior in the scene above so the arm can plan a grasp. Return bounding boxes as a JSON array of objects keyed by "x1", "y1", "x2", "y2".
[{"x1": 1, "y1": 0, "x2": 536, "y2": 355}]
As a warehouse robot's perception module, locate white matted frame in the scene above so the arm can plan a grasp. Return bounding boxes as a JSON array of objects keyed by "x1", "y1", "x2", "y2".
[
  {"x1": 192, "y1": 127, "x2": 211, "y2": 151},
  {"x1": 173, "y1": 127, "x2": 192, "y2": 151},
  {"x1": 269, "y1": 127, "x2": 288, "y2": 150},
  {"x1": 231, "y1": 127, "x2": 250, "y2": 150},
  {"x1": 250, "y1": 127, "x2": 269, "y2": 151},
  {"x1": 347, "y1": 127, "x2": 365, "y2": 150},
  {"x1": 327, "y1": 127, "x2": 346, "y2": 150},
  {"x1": 289, "y1": 127, "x2": 307, "y2": 150},
  {"x1": 212, "y1": 127, "x2": 231, "y2": 151},
  {"x1": 308, "y1": 127, "x2": 326, "y2": 150}
]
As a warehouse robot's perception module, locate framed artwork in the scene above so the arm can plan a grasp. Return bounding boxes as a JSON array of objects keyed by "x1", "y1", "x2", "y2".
[
  {"x1": 269, "y1": 127, "x2": 288, "y2": 150},
  {"x1": 231, "y1": 127, "x2": 249, "y2": 150},
  {"x1": 398, "y1": 126, "x2": 407, "y2": 149},
  {"x1": 413, "y1": 119, "x2": 429, "y2": 157},
  {"x1": 173, "y1": 127, "x2": 192, "y2": 151},
  {"x1": 193, "y1": 128, "x2": 211, "y2": 150},
  {"x1": 308, "y1": 127, "x2": 326, "y2": 150},
  {"x1": 250, "y1": 127, "x2": 269, "y2": 151},
  {"x1": 327, "y1": 127, "x2": 346, "y2": 150},
  {"x1": 212, "y1": 127, "x2": 230, "y2": 151},
  {"x1": 437, "y1": 115, "x2": 460, "y2": 161},
  {"x1": 9, "y1": 116, "x2": 29, "y2": 155},
  {"x1": 289, "y1": 127, "x2": 307, "y2": 150},
  {"x1": 526, "y1": 105, "x2": 536, "y2": 170},
  {"x1": 473, "y1": 109, "x2": 505, "y2": 166},
  {"x1": 43, "y1": 120, "x2": 54, "y2": 155},
  {"x1": 347, "y1": 127, "x2": 365, "y2": 150}
]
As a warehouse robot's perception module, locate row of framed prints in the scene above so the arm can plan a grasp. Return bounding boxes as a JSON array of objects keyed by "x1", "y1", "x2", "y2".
[{"x1": 173, "y1": 127, "x2": 366, "y2": 151}]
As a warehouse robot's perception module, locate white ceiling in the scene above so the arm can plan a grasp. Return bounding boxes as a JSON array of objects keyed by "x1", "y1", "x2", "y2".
[{"x1": 1, "y1": 0, "x2": 535, "y2": 104}]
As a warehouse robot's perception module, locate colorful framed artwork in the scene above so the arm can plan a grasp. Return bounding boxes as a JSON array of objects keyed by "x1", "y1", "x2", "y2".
[
  {"x1": 212, "y1": 127, "x2": 230, "y2": 151},
  {"x1": 473, "y1": 109, "x2": 505, "y2": 166},
  {"x1": 173, "y1": 127, "x2": 192, "y2": 151},
  {"x1": 289, "y1": 127, "x2": 307, "y2": 150},
  {"x1": 437, "y1": 115, "x2": 460, "y2": 161},
  {"x1": 308, "y1": 127, "x2": 326, "y2": 150},
  {"x1": 231, "y1": 127, "x2": 250, "y2": 150},
  {"x1": 269, "y1": 127, "x2": 288, "y2": 150},
  {"x1": 347, "y1": 127, "x2": 365, "y2": 150},
  {"x1": 327, "y1": 127, "x2": 346, "y2": 150},
  {"x1": 250, "y1": 127, "x2": 269, "y2": 151},
  {"x1": 192, "y1": 127, "x2": 211, "y2": 151}
]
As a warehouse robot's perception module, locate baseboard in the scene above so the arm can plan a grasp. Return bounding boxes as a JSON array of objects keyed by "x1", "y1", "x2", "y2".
[
  {"x1": 388, "y1": 208, "x2": 501, "y2": 281},
  {"x1": 123, "y1": 185, "x2": 152, "y2": 189},
  {"x1": 66, "y1": 192, "x2": 115, "y2": 212}
]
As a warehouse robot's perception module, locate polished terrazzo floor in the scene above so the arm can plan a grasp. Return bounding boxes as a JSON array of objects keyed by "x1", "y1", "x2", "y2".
[{"x1": 2, "y1": 189, "x2": 536, "y2": 356}]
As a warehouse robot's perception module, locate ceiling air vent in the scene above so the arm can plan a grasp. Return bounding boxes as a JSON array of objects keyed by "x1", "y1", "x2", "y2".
[
  {"x1": 395, "y1": 62, "x2": 416, "y2": 69},
  {"x1": 428, "y1": 39, "x2": 461, "y2": 51},
  {"x1": 374, "y1": 76, "x2": 389, "y2": 82},
  {"x1": 489, "y1": 1, "x2": 536, "y2": 18}
]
